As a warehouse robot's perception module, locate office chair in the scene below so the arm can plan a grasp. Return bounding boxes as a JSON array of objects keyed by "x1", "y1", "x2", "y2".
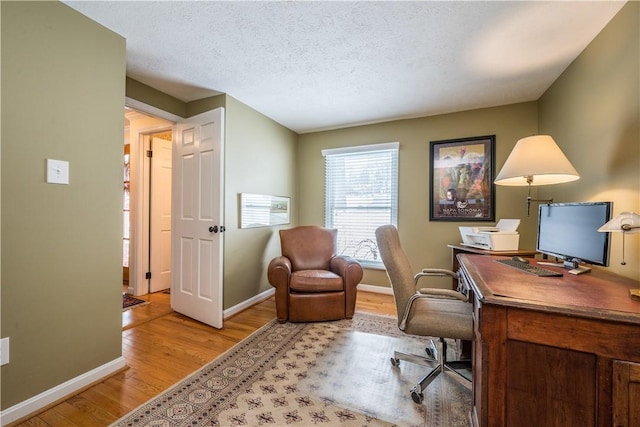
[{"x1": 375, "y1": 224, "x2": 473, "y2": 403}]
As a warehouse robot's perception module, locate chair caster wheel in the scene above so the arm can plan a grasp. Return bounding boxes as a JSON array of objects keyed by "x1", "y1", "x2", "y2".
[
  {"x1": 390, "y1": 357, "x2": 400, "y2": 367},
  {"x1": 411, "y1": 388, "x2": 424, "y2": 403},
  {"x1": 425, "y1": 340, "x2": 438, "y2": 360}
]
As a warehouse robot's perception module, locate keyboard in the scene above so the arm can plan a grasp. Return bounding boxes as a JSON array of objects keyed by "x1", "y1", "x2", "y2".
[{"x1": 497, "y1": 259, "x2": 563, "y2": 277}]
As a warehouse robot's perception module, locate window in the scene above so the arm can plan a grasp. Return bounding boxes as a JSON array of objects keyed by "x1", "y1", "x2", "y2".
[{"x1": 322, "y1": 142, "x2": 399, "y2": 268}]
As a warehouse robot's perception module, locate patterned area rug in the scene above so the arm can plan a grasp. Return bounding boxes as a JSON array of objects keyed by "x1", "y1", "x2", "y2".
[
  {"x1": 111, "y1": 313, "x2": 471, "y2": 426},
  {"x1": 122, "y1": 294, "x2": 149, "y2": 311}
]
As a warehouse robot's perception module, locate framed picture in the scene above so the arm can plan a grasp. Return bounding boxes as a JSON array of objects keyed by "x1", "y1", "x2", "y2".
[
  {"x1": 429, "y1": 135, "x2": 495, "y2": 221},
  {"x1": 239, "y1": 193, "x2": 291, "y2": 228}
]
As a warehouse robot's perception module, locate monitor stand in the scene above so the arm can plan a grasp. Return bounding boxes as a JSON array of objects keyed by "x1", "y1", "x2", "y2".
[
  {"x1": 568, "y1": 266, "x2": 591, "y2": 275},
  {"x1": 564, "y1": 259, "x2": 591, "y2": 275}
]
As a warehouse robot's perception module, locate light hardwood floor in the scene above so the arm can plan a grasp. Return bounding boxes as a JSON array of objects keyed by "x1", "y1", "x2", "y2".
[{"x1": 12, "y1": 290, "x2": 396, "y2": 426}]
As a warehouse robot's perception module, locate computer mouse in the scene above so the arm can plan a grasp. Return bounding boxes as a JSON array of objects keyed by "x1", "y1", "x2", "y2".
[{"x1": 512, "y1": 256, "x2": 529, "y2": 264}]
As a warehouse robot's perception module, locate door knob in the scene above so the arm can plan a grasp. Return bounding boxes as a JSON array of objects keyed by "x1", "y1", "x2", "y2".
[{"x1": 209, "y1": 225, "x2": 218, "y2": 233}]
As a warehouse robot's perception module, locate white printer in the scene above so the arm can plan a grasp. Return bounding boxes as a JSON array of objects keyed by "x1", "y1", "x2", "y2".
[{"x1": 459, "y1": 219, "x2": 521, "y2": 251}]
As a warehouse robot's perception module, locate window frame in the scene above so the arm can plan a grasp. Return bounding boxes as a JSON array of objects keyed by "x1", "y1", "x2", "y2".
[{"x1": 322, "y1": 142, "x2": 399, "y2": 269}]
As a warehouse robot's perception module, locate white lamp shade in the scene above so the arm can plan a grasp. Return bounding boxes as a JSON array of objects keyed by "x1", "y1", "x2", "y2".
[
  {"x1": 494, "y1": 135, "x2": 580, "y2": 186},
  {"x1": 598, "y1": 212, "x2": 640, "y2": 234}
]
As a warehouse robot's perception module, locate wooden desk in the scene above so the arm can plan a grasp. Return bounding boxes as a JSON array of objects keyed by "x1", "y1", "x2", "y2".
[
  {"x1": 458, "y1": 254, "x2": 640, "y2": 427},
  {"x1": 448, "y1": 244, "x2": 537, "y2": 289}
]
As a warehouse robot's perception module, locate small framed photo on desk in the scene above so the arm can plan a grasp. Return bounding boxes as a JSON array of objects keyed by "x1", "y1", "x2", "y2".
[{"x1": 429, "y1": 135, "x2": 495, "y2": 222}]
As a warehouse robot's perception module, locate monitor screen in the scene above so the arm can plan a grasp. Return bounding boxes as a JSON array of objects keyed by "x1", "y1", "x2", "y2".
[{"x1": 536, "y1": 202, "x2": 612, "y2": 267}]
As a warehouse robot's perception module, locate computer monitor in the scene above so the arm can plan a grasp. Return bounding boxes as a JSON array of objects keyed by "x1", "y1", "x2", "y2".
[{"x1": 536, "y1": 202, "x2": 612, "y2": 269}]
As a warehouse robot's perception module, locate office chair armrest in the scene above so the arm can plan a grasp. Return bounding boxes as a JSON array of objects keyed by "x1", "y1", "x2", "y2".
[
  {"x1": 414, "y1": 269, "x2": 464, "y2": 300},
  {"x1": 399, "y1": 290, "x2": 468, "y2": 330},
  {"x1": 415, "y1": 268, "x2": 458, "y2": 280},
  {"x1": 417, "y1": 288, "x2": 468, "y2": 302}
]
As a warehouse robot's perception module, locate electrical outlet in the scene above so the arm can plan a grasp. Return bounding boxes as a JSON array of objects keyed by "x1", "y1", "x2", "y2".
[{"x1": 0, "y1": 337, "x2": 9, "y2": 366}]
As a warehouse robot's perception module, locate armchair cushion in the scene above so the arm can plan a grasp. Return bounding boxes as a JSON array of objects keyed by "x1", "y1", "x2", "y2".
[{"x1": 290, "y1": 270, "x2": 344, "y2": 292}]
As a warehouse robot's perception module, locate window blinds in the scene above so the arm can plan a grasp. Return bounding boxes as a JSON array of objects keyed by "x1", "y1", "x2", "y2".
[{"x1": 322, "y1": 142, "x2": 399, "y2": 267}]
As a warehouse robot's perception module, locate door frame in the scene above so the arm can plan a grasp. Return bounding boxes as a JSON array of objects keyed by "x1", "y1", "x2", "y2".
[{"x1": 125, "y1": 98, "x2": 181, "y2": 296}]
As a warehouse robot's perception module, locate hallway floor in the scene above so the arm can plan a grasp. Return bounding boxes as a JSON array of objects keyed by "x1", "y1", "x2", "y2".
[{"x1": 122, "y1": 286, "x2": 173, "y2": 330}]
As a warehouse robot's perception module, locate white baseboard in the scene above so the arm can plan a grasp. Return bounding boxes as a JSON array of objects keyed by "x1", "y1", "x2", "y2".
[
  {"x1": 223, "y1": 287, "x2": 275, "y2": 319},
  {"x1": 0, "y1": 356, "x2": 127, "y2": 426},
  {"x1": 358, "y1": 283, "x2": 394, "y2": 295}
]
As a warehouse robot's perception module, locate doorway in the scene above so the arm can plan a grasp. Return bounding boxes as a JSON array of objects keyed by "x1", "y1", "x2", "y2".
[
  {"x1": 123, "y1": 108, "x2": 174, "y2": 296},
  {"x1": 147, "y1": 133, "x2": 172, "y2": 293},
  {"x1": 123, "y1": 102, "x2": 226, "y2": 329}
]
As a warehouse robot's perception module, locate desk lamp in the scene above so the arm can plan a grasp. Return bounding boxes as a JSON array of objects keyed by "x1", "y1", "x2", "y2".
[
  {"x1": 598, "y1": 211, "x2": 640, "y2": 265},
  {"x1": 494, "y1": 135, "x2": 580, "y2": 215}
]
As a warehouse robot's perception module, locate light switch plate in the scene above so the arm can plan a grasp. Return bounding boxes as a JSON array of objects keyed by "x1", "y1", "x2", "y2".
[
  {"x1": 46, "y1": 159, "x2": 69, "y2": 184},
  {"x1": 0, "y1": 337, "x2": 9, "y2": 366}
]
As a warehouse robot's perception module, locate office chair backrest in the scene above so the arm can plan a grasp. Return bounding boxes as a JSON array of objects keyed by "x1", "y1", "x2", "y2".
[{"x1": 375, "y1": 225, "x2": 416, "y2": 325}]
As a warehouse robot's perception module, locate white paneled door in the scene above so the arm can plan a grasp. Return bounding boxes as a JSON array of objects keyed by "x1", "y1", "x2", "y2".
[{"x1": 170, "y1": 108, "x2": 225, "y2": 328}]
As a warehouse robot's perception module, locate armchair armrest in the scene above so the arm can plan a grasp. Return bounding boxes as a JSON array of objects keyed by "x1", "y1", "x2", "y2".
[
  {"x1": 267, "y1": 256, "x2": 292, "y2": 323},
  {"x1": 267, "y1": 256, "x2": 292, "y2": 289},
  {"x1": 330, "y1": 255, "x2": 363, "y2": 319},
  {"x1": 330, "y1": 255, "x2": 363, "y2": 280}
]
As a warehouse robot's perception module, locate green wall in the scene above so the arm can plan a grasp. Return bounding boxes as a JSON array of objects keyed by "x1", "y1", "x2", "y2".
[
  {"x1": 123, "y1": 84, "x2": 296, "y2": 308},
  {"x1": 538, "y1": 1, "x2": 639, "y2": 280},
  {"x1": 1, "y1": 1, "x2": 126, "y2": 409},
  {"x1": 126, "y1": 77, "x2": 188, "y2": 118},
  {"x1": 297, "y1": 2, "x2": 639, "y2": 285},
  {"x1": 298, "y1": 103, "x2": 539, "y2": 288},
  {"x1": 186, "y1": 95, "x2": 226, "y2": 117},
  {"x1": 223, "y1": 96, "x2": 298, "y2": 307}
]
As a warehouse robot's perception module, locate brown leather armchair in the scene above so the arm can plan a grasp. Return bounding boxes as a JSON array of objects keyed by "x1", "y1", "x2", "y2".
[{"x1": 267, "y1": 225, "x2": 363, "y2": 323}]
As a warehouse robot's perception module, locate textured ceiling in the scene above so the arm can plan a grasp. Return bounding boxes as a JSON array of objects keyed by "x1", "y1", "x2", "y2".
[{"x1": 64, "y1": 1, "x2": 626, "y2": 134}]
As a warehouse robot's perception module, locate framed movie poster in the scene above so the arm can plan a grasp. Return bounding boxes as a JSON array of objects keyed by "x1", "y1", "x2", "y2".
[{"x1": 429, "y1": 135, "x2": 495, "y2": 221}]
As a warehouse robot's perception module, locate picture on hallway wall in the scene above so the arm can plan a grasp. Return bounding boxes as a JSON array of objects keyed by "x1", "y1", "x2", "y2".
[{"x1": 429, "y1": 135, "x2": 495, "y2": 221}]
